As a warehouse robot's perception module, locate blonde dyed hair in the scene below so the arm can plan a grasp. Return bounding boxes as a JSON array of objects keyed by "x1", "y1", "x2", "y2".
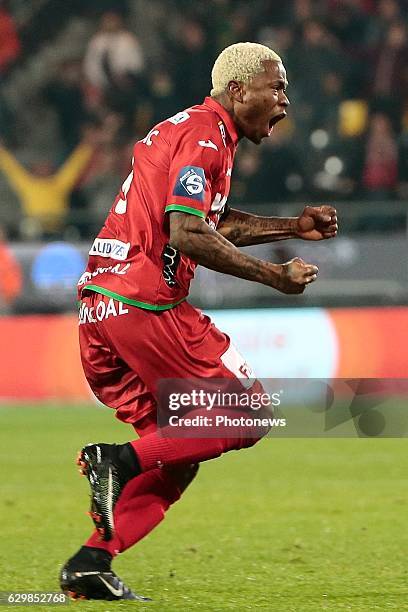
[{"x1": 210, "y1": 42, "x2": 281, "y2": 97}]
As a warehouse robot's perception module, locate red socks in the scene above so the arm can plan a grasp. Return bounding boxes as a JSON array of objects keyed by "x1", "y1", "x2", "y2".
[
  {"x1": 85, "y1": 464, "x2": 199, "y2": 556},
  {"x1": 130, "y1": 408, "x2": 264, "y2": 472}
]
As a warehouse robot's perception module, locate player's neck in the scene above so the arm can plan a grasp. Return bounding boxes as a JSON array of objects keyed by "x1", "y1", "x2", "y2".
[{"x1": 211, "y1": 94, "x2": 244, "y2": 141}]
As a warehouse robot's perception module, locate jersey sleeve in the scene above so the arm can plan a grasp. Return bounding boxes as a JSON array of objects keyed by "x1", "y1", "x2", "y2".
[{"x1": 165, "y1": 123, "x2": 222, "y2": 219}]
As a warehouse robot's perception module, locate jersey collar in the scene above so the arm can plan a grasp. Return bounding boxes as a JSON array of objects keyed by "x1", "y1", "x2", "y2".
[{"x1": 203, "y1": 96, "x2": 239, "y2": 146}]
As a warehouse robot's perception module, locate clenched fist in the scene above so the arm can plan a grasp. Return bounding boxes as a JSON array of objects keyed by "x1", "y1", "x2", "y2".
[
  {"x1": 297, "y1": 205, "x2": 338, "y2": 241},
  {"x1": 277, "y1": 257, "x2": 318, "y2": 294}
]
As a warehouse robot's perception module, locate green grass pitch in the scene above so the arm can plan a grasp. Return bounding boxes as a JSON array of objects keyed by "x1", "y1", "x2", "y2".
[{"x1": 1, "y1": 404, "x2": 407, "y2": 611}]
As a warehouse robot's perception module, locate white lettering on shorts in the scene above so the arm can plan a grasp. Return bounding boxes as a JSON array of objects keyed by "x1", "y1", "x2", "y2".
[
  {"x1": 89, "y1": 238, "x2": 130, "y2": 261},
  {"x1": 78, "y1": 298, "x2": 129, "y2": 325},
  {"x1": 220, "y1": 342, "x2": 256, "y2": 388}
]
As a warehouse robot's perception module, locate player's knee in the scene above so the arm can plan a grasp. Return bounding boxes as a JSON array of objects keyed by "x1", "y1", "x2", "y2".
[
  {"x1": 244, "y1": 406, "x2": 272, "y2": 446},
  {"x1": 241, "y1": 432, "x2": 266, "y2": 449},
  {"x1": 232, "y1": 422, "x2": 270, "y2": 451}
]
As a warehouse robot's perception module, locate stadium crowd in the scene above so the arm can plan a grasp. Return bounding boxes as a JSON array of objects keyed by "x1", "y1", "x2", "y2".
[{"x1": 0, "y1": 0, "x2": 408, "y2": 238}]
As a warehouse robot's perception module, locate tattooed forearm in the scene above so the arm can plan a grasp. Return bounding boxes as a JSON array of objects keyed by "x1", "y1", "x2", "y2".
[
  {"x1": 217, "y1": 208, "x2": 299, "y2": 246},
  {"x1": 169, "y1": 212, "x2": 282, "y2": 288}
]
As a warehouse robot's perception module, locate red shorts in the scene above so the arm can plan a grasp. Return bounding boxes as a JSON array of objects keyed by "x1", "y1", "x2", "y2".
[{"x1": 78, "y1": 292, "x2": 255, "y2": 426}]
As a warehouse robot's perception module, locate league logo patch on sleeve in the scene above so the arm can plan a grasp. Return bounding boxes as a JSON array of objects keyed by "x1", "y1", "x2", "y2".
[{"x1": 173, "y1": 166, "x2": 206, "y2": 201}]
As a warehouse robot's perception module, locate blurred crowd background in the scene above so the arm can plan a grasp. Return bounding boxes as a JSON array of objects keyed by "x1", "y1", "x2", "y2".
[
  {"x1": 1, "y1": 0, "x2": 408, "y2": 236},
  {"x1": 0, "y1": 0, "x2": 407, "y2": 313}
]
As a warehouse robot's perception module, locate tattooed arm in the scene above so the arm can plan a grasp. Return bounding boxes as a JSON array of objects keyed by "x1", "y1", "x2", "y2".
[
  {"x1": 169, "y1": 212, "x2": 318, "y2": 295},
  {"x1": 217, "y1": 206, "x2": 338, "y2": 246}
]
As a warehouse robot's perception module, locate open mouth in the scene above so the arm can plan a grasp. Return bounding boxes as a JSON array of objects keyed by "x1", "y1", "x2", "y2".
[{"x1": 268, "y1": 112, "x2": 287, "y2": 130}]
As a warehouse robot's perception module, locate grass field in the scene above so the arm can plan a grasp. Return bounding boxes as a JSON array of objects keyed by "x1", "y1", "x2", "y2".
[{"x1": 1, "y1": 404, "x2": 408, "y2": 611}]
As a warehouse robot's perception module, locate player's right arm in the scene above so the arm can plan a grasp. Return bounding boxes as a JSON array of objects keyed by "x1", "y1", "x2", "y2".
[{"x1": 169, "y1": 211, "x2": 318, "y2": 294}]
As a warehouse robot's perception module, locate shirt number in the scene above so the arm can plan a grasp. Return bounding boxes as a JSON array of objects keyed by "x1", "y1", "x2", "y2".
[
  {"x1": 115, "y1": 169, "x2": 133, "y2": 214},
  {"x1": 211, "y1": 192, "x2": 227, "y2": 213},
  {"x1": 141, "y1": 129, "x2": 159, "y2": 146}
]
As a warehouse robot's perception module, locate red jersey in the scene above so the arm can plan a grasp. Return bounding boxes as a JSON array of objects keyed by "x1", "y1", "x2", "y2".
[{"x1": 78, "y1": 97, "x2": 239, "y2": 310}]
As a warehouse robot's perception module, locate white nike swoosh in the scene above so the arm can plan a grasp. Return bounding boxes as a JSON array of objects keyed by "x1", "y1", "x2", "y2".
[
  {"x1": 198, "y1": 139, "x2": 218, "y2": 151},
  {"x1": 226, "y1": 168, "x2": 232, "y2": 176},
  {"x1": 98, "y1": 576, "x2": 124, "y2": 597}
]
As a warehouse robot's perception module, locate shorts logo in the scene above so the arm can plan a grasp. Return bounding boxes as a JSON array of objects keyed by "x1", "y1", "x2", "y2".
[
  {"x1": 89, "y1": 238, "x2": 130, "y2": 261},
  {"x1": 173, "y1": 166, "x2": 206, "y2": 201},
  {"x1": 221, "y1": 343, "x2": 256, "y2": 389}
]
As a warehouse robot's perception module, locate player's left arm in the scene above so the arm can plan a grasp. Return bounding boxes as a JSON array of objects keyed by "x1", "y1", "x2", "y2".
[{"x1": 217, "y1": 205, "x2": 338, "y2": 246}]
